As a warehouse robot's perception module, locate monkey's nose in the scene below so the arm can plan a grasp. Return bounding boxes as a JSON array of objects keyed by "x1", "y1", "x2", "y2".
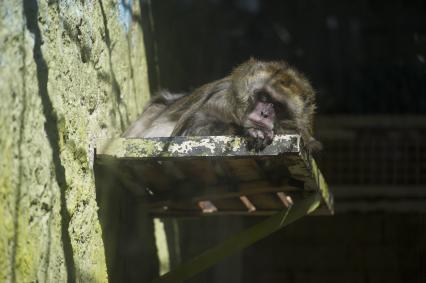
[{"x1": 261, "y1": 111, "x2": 268, "y2": 118}]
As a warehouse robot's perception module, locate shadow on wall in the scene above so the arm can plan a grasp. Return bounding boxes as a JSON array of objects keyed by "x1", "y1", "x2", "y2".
[
  {"x1": 138, "y1": 0, "x2": 161, "y2": 94},
  {"x1": 98, "y1": 0, "x2": 130, "y2": 131},
  {"x1": 22, "y1": 1, "x2": 76, "y2": 282}
]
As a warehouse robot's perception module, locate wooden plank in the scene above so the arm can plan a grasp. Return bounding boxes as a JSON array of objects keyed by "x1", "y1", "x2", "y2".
[{"x1": 96, "y1": 135, "x2": 301, "y2": 160}]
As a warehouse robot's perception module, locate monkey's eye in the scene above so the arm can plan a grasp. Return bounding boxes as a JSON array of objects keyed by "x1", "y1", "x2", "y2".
[{"x1": 256, "y1": 90, "x2": 270, "y2": 103}]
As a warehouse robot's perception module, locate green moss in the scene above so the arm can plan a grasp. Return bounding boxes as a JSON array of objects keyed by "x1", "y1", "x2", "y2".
[
  {"x1": 0, "y1": 184, "x2": 13, "y2": 282},
  {"x1": 0, "y1": 0, "x2": 150, "y2": 281}
]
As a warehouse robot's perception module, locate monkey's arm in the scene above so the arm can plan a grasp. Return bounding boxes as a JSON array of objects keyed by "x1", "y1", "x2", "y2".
[
  {"x1": 294, "y1": 113, "x2": 322, "y2": 152},
  {"x1": 276, "y1": 95, "x2": 321, "y2": 151},
  {"x1": 179, "y1": 113, "x2": 239, "y2": 136},
  {"x1": 171, "y1": 78, "x2": 232, "y2": 136},
  {"x1": 122, "y1": 91, "x2": 187, "y2": 138}
]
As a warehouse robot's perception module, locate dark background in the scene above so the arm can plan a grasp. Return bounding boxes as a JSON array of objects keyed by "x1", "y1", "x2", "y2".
[
  {"x1": 124, "y1": 0, "x2": 426, "y2": 282},
  {"x1": 142, "y1": 0, "x2": 426, "y2": 115}
]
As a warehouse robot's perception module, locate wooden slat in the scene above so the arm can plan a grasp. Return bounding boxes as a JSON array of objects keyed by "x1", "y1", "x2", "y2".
[
  {"x1": 144, "y1": 180, "x2": 301, "y2": 209},
  {"x1": 277, "y1": 192, "x2": 293, "y2": 208},
  {"x1": 239, "y1": 196, "x2": 257, "y2": 212}
]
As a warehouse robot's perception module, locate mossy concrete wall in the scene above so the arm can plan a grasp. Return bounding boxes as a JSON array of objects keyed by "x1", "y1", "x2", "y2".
[{"x1": 0, "y1": 0, "x2": 150, "y2": 282}]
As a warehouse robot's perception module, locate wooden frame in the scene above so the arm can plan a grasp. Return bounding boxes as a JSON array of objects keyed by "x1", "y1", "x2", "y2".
[
  {"x1": 95, "y1": 134, "x2": 333, "y2": 282},
  {"x1": 96, "y1": 135, "x2": 333, "y2": 216}
]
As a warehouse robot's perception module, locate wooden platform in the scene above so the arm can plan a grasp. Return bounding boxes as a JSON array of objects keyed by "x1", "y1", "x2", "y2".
[{"x1": 95, "y1": 134, "x2": 333, "y2": 216}]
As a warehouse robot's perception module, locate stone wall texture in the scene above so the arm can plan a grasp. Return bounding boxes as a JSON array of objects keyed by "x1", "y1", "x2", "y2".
[{"x1": 0, "y1": 0, "x2": 150, "y2": 282}]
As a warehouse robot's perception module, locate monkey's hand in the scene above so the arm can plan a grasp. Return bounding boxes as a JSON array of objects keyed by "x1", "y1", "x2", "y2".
[
  {"x1": 299, "y1": 128, "x2": 323, "y2": 152},
  {"x1": 246, "y1": 128, "x2": 274, "y2": 152},
  {"x1": 305, "y1": 138, "x2": 323, "y2": 152}
]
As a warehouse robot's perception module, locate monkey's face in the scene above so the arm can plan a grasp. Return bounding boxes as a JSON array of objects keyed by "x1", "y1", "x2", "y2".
[
  {"x1": 242, "y1": 73, "x2": 311, "y2": 149},
  {"x1": 244, "y1": 90, "x2": 276, "y2": 130},
  {"x1": 232, "y1": 59, "x2": 315, "y2": 150},
  {"x1": 241, "y1": 89, "x2": 278, "y2": 148}
]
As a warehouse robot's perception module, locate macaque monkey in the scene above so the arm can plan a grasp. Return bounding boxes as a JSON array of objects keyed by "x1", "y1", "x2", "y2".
[{"x1": 123, "y1": 58, "x2": 321, "y2": 151}]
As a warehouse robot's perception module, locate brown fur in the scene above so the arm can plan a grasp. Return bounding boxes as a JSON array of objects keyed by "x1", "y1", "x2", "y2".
[{"x1": 123, "y1": 59, "x2": 321, "y2": 151}]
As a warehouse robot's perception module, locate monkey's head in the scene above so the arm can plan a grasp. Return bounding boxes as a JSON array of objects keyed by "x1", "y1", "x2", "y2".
[{"x1": 230, "y1": 59, "x2": 316, "y2": 150}]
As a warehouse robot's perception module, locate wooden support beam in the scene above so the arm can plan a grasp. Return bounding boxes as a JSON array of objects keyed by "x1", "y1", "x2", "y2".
[{"x1": 150, "y1": 193, "x2": 321, "y2": 283}]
